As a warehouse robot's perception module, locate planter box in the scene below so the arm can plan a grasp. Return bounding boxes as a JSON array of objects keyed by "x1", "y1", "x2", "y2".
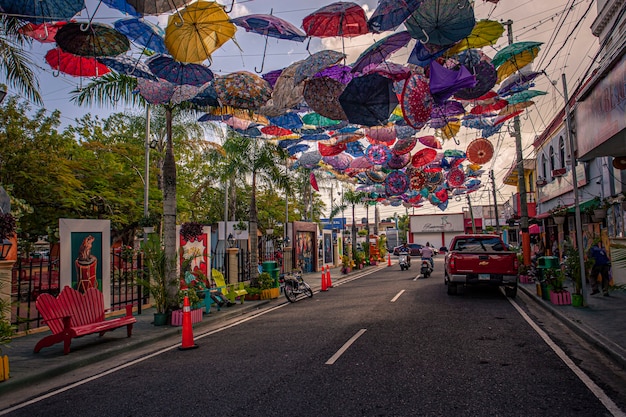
[
  {"x1": 170, "y1": 308, "x2": 203, "y2": 326},
  {"x1": 260, "y1": 287, "x2": 280, "y2": 300},
  {"x1": 550, "y1": 291, "x2": 571, "y2": 305},
  {"x1": 0, "y1": 355, "x2": 8, "y2": 382},
  {"x1": 245, "y1": 293, "x2": 261, "y2": 301},
  {"x1": 519, "y1": 275, "x2": 533, "y2": 284}
]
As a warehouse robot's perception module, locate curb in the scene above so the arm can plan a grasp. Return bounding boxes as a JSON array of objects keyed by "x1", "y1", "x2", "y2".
[{"x1": 518, "y1": 284, "x2": 626, "y2": 369}]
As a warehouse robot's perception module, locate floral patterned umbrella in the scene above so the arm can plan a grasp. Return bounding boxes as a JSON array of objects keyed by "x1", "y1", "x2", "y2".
[
  {"x1": 385, "y1": 171, "x2": 409, "y2": 196},
  {"x1": 136, "y1": 77, "x2": 176, "y2": 104},
  {"x1": 303, "y1": 77, "x2": 348, "y2": 121},
  {"x1": 386, "y1": 153, "x2": 411, "y2": 169},
  {"x1": 214, "y1": 71, "x2": 272, "y2": 110},
  {"x1": 366, "y1": 144, "x2": 392, "y2": 165},
  {"x1": 446, "y1": 168, "x2": 466, "y2": 187},
  {"x1": 55, "y1": 22, "x2": 129, "y2": 57},
  {"x1": 294, "y1": 50, "x2": 346, "y2": 84},
  {"x1": 302, "y1": 2, "x2": 369, "y2": 38},
  {"x1": 323, "y1": 153, "x2": 352, "y2": 170},
  {"x1": 146, "y1": 55, "x2": 214, "y2": 86},
  {"x1": 409, "y1": 170, "x2": 427, "y2": 190},
  {"x1": 0, "y1": 0, "x2": 84, "y2": 23},
  {"x1": 260, "y1": 61, "x2": 305, "y2": 117},
  {"x1": 45, "y1": 47, "x2": 110, "y2": 77},
  {"x1": 401, "y1": 72, "x2": 433, "y2": 129},
  {"x1": 393, "y1": 136, "x2": 418, "y2": 155},
  {"x1": 98, "y1": 55, "x2": 157, "y2": 80}
]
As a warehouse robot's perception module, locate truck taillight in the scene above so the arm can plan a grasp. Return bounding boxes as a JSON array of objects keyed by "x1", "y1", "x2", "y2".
[{"x1": 449, "y1": 257, "x2": 455, "y2": 269}]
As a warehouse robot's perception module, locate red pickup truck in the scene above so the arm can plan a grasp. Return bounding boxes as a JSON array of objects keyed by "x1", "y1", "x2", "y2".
[{"x1": 444, "y1": 234, "x2": 519, "y2": 297}]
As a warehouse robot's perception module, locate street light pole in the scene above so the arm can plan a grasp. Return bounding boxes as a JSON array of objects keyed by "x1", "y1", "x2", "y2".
[{"x1": 503, "y1": 20, "x2": 531, "y2": 266}]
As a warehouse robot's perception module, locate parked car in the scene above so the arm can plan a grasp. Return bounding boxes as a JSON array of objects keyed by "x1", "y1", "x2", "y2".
[{"x1": 393, "y1": 243, "x2": 423, "y2": 256}]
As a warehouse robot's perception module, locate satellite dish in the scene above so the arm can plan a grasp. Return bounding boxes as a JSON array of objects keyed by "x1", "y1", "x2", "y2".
[{"x1": 0, "y1": 187, "x2": 10, "y2": 214}]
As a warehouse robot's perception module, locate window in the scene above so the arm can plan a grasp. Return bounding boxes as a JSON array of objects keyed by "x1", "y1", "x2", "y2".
[
  {"x1": 559, "y1": 136, "x2": 565, "y2": 168},
  {"x1": 541, "y1": 154, "x2": 547, "y2": 179},
  {"x1": 549, "y1": 146, "x2": 555, "y2": 173}
]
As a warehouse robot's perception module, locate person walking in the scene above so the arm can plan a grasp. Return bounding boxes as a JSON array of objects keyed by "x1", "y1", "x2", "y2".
[{"x1": 588, "y1": 240, "x2": 611, "y2": 296}]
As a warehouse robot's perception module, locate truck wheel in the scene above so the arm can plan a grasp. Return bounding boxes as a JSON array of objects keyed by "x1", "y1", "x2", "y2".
[
  {"x1": 447, "y1": 283, "x2": 457, "y2": 295},
  {"x1": 505, "y1": 285, "x2": 517, "y2": 298}
]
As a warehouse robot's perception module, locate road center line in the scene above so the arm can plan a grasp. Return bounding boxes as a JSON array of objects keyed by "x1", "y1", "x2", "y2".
[
  {"x1": 391, "y1": 290, "x2": 405, "y2": 302},
  {"x1": 325, "y1": 329, "x2": 367, "y2": 365}
]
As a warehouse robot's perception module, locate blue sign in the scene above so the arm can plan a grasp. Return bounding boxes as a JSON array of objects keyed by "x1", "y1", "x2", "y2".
[{"x1": 321, "y1": 218, "x2": 346, "y2": 230}]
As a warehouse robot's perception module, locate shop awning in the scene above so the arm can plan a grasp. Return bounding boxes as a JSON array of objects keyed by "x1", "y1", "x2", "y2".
[{"x1": 567, "y1": 199, "x2": 597, "y2": 213}]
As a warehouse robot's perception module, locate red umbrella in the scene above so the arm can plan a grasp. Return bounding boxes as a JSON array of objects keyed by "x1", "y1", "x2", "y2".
[
  {"x1": 392, "y1": 137, "x2": 417, "y2": 155},
  {"x1": 261, "y1": 126, "x2": 292, "y2": 136},
  {"x1": 418, "y1": 135, "x2": 442, "y2": 149},
  {"x1": 466, "y1": 138, "x2": 494, "y2": 164},
  {"x1": 19, "y1": 21, "x2": 68, "y2": 43},
  {"x1": 409, "y1": 171, "x2": 427, "y2": 190},
  {"x1": 494, "y1": 110, "x2": 523, "y2": 125},
  {"x1": 45, "y1": 47, "x2": 110, "y2": 77},
  {"x1": 446, "y1": 168, "x2": 465, "y2": 187},
  {"x1": 401, "y1": 73, "x2": 433, "y2": 130},
  {"x1": 302, "y1": 2, "x2": 369, "y2": 38},
  {"x1": 411, "y1": 148, "x2": 437, "y2": 167},
  {"x1": 318, "y1": 142, "x2": 347, "y2": 157},
  {"x1": 310, "y1": 172, "x2": 319, "y2": 191},
  {"x1": 470, "y1": 98, "x2": 508, "y2": 115}
]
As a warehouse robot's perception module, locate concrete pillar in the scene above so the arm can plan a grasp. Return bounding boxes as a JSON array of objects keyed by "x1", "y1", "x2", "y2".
[
  {"x1": 0, "y1": 260, "x2": 16, "y2": 321},
  {"x1": 226, "y1": 248, "x2": 239, "y2": 285},
  {"x1": 333, "y1": 243, "x2": 339, "y2": 267},
  {"x1": 283, "y1": 247, "x2": 292, "y2": 274}
]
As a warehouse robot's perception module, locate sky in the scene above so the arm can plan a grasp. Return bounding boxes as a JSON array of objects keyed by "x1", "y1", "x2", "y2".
[{"x1": 3, "y1": 0, "x2": 601, "y2": 221}]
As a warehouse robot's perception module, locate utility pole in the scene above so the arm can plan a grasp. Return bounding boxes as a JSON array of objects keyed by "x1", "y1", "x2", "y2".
[
  {"x1": 466, "y1": 194, "x2": 476, "y2": 233},
  {"x1": 489, "y1": 170, "x2": 501, "y2": 234},
  {"x1": 503, "y1": 19, "x2": 531, "y2": 265}
]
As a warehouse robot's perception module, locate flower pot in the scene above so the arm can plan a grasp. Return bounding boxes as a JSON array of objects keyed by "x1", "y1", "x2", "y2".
[
  {"x1": 553, "y1": 216, "x2": 565, "y2": 225},
  {"x1": 153, "y1": 312, "x2": 168, "y2": 326},
  {"x1": 572, "y1": 293, "x2": 584, "y2": 307},
  {"x1": 550, "y1": 290, "x2": 571, "y2": 305},
  {"x1": 0, "y1": 355, "x2": 9, "y2": 382},
  {"x1": 170, "y1": 308, "x2": 203, "y2": 326},
  {"x1": 245, "y1": 293, "x2": 260, "y2": 301}
]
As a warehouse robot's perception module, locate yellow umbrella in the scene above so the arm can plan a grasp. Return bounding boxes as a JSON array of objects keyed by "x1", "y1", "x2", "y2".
[
  {"x1": 498, "y1": 100, "x2": 535, "y2": 116},
  {"x1": 446, "y1": 20, "x2": 504, "y2": 56},
  {"x1": 165, "y1": 1, "x2": 237, "y2": 63},
  {"x1": 437, "y1": 120, "x2": 461, "y2": 140}
]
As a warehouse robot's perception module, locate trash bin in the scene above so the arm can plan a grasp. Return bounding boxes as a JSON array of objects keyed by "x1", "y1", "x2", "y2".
[
  {"x1": 537, "y1": 256, "x2": 560, "y2": 300},
  {"x1": 262, "y1": 261, "x2": 279, "y2": 287}
]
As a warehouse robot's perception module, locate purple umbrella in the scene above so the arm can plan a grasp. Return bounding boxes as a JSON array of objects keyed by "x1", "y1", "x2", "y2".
[
  {"x1": 367, "y1": 0, "x2": 424, "y2": 33},
  {"x1": 351, "y1": 31, "x2": 412, "y2": 74},
  {"x1": 430, "y1": 100, "x2": 465, "y2": 119},
  {"x1": 497, "y1": 70, "x2": 542, "y2": 97},
  {"x1": 262, "y1": 69, "x2": 283, "y2": 88},
  {"x1": 323, "y1": 153, "x2": 353, "y2": 170},
  {"x1": 385, "y1": 171, "x2": 409, "y2": 196},
  {"x1": 146, "y1": 55, "x2": 214, "y2": 86},
  {"x1": 314, "y1": 65, "x2": 353, "y2": 84},
  {"x1": 386, "y1": 153, "x2": 411, "y2": 169},
  {"x1": 429, "y1": 61, "x2": 476, "y2": 105}
]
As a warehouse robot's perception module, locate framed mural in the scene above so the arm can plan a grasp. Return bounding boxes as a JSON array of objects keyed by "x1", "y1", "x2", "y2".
[
  {"x1": 59, "y1": 219, "x2": 111, "y2": 308},
  {"x1": 323, "y1": 231, "x2": 333, "y2": 265},
  {"x1": 177, "y1": 225, "x2": 211, "y2": 277}
]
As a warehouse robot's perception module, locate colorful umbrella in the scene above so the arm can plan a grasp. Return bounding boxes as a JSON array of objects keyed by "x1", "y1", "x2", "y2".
[
  {"x1": 386, "y1": 153, "x2": 411, "y2": 169},
  {"x1": 498, "y1": 100, "x2": 534, "y2": 116},
  {"x1": 98, "y1": 56, "x2": 157, "y2": 80},
  {"x1": 146, "y1": 55, "x2": 214, "y2": 86},
  {"x1": 366, "y1": 144, "x2": 392, "y2": 165},
  {"x1": 188, "y1": 82, "x2": 220, "y2": 107},
  {"x1": 497, "y1": 70, "x2": 541, "y2": 96},
  {"x1": 393, "y1": 136, "x2": 418, "y2": 155},
  {"x1": 19, "y1": 21, "x2": 67, "y2": 43},
  {"x1": 408, "y1": 41, "x2": 448, "y2": 67},
  {"x1": 298, "y1": 151, "x2": 322, "y2": 169},
  {"x1": 214, "y1": 71, "x2": 272, "y2": 110},
  {"x1": 287, "y1": 144, "x2": 310, "y2": 156},
  {"x1": 429, "y1": 61, "x2": 476, "y2": 105},
  {"x1": 302, "y1": 2, "x2": 369, "y2": 38},
  {"x1": 385, "y1": 171, "x2": 409, "y2": 196},
  {"x1": 401, "y1": 72, "x2": 433, "y2": 129},
  {"x1": 351, "y1": 31, "x2": 412, "y2": 74},
  {"x1": 294, "y1": 50, "x2": 346, "y2": 84},
  {"x1": 231, "y1": 14, "x2": 306, "y2": 42},
  {"x1": 136, "y1": 77, "x2": 176, "y2": 104},
  {"x1": 268, "y1": 113, "x2": 303, "y2": 130},
  {"x1": 367, "y1": 0, "x2": 425, "y2": 33},
  {"x1": 303, "y1": 77, "x2": 348, "y2": 121},
  {"x1": 310, "y1": 172, "x2": 319, "y2": 191},
  {"x1": 261, "y1": 126, "x2": 292, "y2": 137},
  {"x1": 126, "y1": 0, "x2": 193, "y2": 15},
  {"x1": 438, "y1": 120, "x2": 461, "y2": 140},
  {"x1": 302, "y1": 112, "x2": 342, "y2": 127},
  {"x1": 262, "y1": 69, "x2": 283, "y2": 88},
  {"x1": 411, "y1": 148, "x2": 437, "y2": 167},
  {"x1": 319, "y1": 142, "x2": 347, "y2": 157},
  {"x1": 361, "y1": 62, "x2": 411, "y2": 81},
  {"x1": 0, "y1": 0, "x2": 84, "y2": 23},
  {"x1": 405, "y1": 0, "x2": 475, "y2": 46},
  {"x1": 365, "y1": 125, "x2": 396, "y2": 145},
  {"x1": 164, "y1": 1, "x2": 236, "y2": 63},
  {"x1": 409, "y1": 171, "x2": 427, "y2": 190},
  {"x1": 445, "y1": 20, "x2": 504, "y2": 56},
  {"x1": 339, "y1": 74, "x2": 398, "y2": 127},
  {"x1": 417, "y1": 135, "x2": 442, "y2": 149},
  {"x1": 345, "y1": 141, "x2": 366, "y2": 157},
  {"x1": 114, "y1": 17, "x2": 167, "y2": 55},
  {"x1": 55, "y1": 22, "x2": 129, "y2": 57},
  {"x1": 323, "y1": 153, "x2": 352, "y2": 170},
  {"x1": 466, "y1": 138, "x2": 494, "y2": 164},
  {"x1": 506, "y1": 90, "x2": 547, "y2": 105},
  {"x1": 492, "y1": 41, "x2": 543, "y2": 83},
  {"x1": 102, "y1": 0, "x2": 140, "y2": 17},
  {"x1": 45, "y1": 47, "x2": 110, "y2": 77},
  {"x1": 260, "y1": 61, "x2": 305, "y2": 117}
]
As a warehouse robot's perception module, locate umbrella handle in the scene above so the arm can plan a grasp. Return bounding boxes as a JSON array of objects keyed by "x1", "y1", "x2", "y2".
[
  {"x1": 223, "y1": 0, "x2": 235, "y2": 13},
  {"x1": 254, "y1": 36, "x2": 269, "y2": 73},
  {"x1": 173, "y1": 10, "x2": 185, "y2": 27},
  {"x1": 419, "y1": 29, "x2": 430, "y2": 45},
  {"x1": 38, "y1": 24, "x2": 50, "y2": 41}
]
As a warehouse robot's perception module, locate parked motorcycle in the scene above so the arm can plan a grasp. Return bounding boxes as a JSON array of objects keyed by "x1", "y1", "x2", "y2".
[
  {"x1": 399, "y1": 252, "x2": 411, "y2": 270},
  {"x1": 420, "y1": 258, "x2": 433, "y2": 278}
]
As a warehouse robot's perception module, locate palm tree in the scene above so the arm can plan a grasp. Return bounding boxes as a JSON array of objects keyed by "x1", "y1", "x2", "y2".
[
  {"x1": 0, "y1": 15, "x2": 42, "y2": 104},
  {"x1": 343, "y1": 189, "x2": 366, "y2": 256}
]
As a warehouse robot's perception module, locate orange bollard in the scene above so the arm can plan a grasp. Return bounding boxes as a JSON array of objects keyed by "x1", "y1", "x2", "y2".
[
  {"x1": 179, "y1": 295, "x2": 198, "y2": 350},
  {"x1": 321, "y1": 267, "x2": 328, "y2": 291},
  {"x1": 326, "y1": 265, "x2": 333, "y2": 288},
  {"x1": 387, "y1": 252, "x2": 392, "y2": 267}
]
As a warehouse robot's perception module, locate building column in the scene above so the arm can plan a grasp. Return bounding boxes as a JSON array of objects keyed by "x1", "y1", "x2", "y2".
[{"x1": 226, "y1": 248, "x2": 239, "y2": 285}]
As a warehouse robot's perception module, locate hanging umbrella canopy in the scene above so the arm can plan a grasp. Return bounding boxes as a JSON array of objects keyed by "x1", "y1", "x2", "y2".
[
  {"x1": 214, "y1": 71, "x2": 272, "y2": 110},
  {"x1": 164, "y1": 1, "x2": 237, "y2": 63},
  {"x1": 466, "y1": 137, "x2": 494, "y2": 164},
  {"x1": 55, "y1": 22, "x2": 130, "y2": 57},
  {"x1": 188, "y1": 82, "x2": 220, "y2": 107},
  {"x1": 231, "y1": 14, "x2": 306, "y2": 42},
  {"x1": 412, "y1": 148, "x2": 437, "y2": 167},
  {"x1": 302, "y1": 112, "x2": 342, "y2": 128},
  {"x1": 366, "y1": 144, "x2": 392, "y2": 165},
  {"x1": 386, "y1": 152, "x2": 411, "y2": 169},
  {"x1": 302, "y1": 2, "x2": 369, "y2": 38},
  {"x1": 365, "y1": 125, "x2": 396, "y2": 145},
  {"x1": 0, "y1": 0, "x2": 84, "y2": 23},
  {"x1": 401, "y1": 72, "x2": 433, "y2": 129},
  {"x1": 294, "y1": 50, "x2": 346, "y2": 84},
  {"x1": 98, "y1": 56, "x2": 157, "y2": 80},
  {"x1": 303, "y1": 77, "x2": 348, "y2": 121},
  {"x1": 125, "y1": 0, "x2": 193, "y2": 15},
  {"x1": 418, "y1": 135, "x2": 442, "y2": 149},
  {"x1": 45, "y1": 47, "x2": 110, "y2": 77},
  {"x1": 367, "y1": 0, "x2": 425, "y2": 33},
  {"x1": 506, "y1": 90, "x2": 546, "y2": 105},
  {"x1": 492, "y1": 41, "x2": 543, "y2": 83},
  {"x1": 405, "y1": 0, "x2": 475, "y2": 46},
  {"x1": 393, "y1": 136, "x2": 418, "y2": 154},
  {"x1": 323, "y1": 153, "x2": 352, "y2": 170},
  {"x1": 260, "y1": 61, "x2": 305, "y2": 117},
  {"x1": 114, "y1": 17, "x2": 167, "y2": 55},
  {"x1": 136, "y1": 77, "x2": 176, "y2": 104},
  {"x1": 429, "y1": 61, "x2": 476, "y2": 105},
  {"x1": 147, "y1": 55, "x2": 214, "y2": 86},
  {"x1": 19, "y1": 21, "x2": 68, "y2": 43},
  {"x1": 339, "y1": 74, "x2": 399, "y2": 127},
  {"x1": 445, "y1": 20, "x2": 504, "y2": 56},
  {"x1": 268, "y1": 113, "x2": 303, "y2": 130},
  {"x1": 385, "y1": 171, "x2": 409, "y2": 196},
  {"x1": 351, "y1": 31, "x2": 412, "y2": 74},
  {"x1": 497, "y1": 70, "x2": 541, "y2": 96},
  {"x1": 408, "y1": 41, "x2": 448, "y2": 67}
]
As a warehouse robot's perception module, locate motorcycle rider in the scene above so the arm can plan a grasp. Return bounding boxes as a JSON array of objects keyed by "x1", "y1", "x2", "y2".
[
  {"x1": 399, "y1": 242, "x2": 411, "y2": 267},
  {"x1": 421, "y1": 243, "x2": 434, "y2": 269}
]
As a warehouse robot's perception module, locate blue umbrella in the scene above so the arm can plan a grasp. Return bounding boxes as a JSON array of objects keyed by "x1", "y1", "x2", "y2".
[
  {"x1": 367, "y1": 0, "x2": 424, "y2": 33},
  {"x1": 278, "y1": 138, "x2": 303, "y2": 148},
  {"x1": 114, "y1": 18, "x2": 167, "y2": 55},
  {"x1": 407, "y1": 41, "x2": 448, "y2": 67},
  {"x1": 351, "y1": 31, "x2": 412, "y2": 74},
  {"x1": 187, "y1": 83, "x2": 220, "y2": 107},
  {"x1": 268, "y1": 113, "x2": 303, "y2": 130},
  {"x1": 405, "y1": 0, "x2": 475, "y2": 46},
  {"x1": 102, "y1": 0, "x2": 140, "y2": 17},
  {"x1": 97, "y1": 56, "x2": 157, "y2": 80},
  {"x1": 345, "y1": 141, "x2": 365, "y2": 157},
  {"x1": 147, "y1": 55, "x2": 214, "y2": 87},
  {"x1": 287, "y1": 144, "x2": 310, "y2": 156},
  {"x1": 0, "y1": 0, "x2": 85, "y2": 23}
]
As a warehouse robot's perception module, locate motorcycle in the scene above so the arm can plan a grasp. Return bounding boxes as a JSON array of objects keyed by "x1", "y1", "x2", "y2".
[
  {"x1": 420, "y1": 258, "x2": 433, "y2": 278},
  {"x1": 399, "y1": 251, "x2": 411, "y2": 270}
]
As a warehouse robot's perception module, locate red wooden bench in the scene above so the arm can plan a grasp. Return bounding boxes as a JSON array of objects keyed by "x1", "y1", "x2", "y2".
[{"x1": 34, "y1": 286, "x2": 136, "y2": 355}]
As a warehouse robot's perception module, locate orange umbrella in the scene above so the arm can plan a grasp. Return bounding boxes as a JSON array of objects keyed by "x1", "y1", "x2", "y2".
[{"x1": 466, "y1": 138, "x2": 494, "y2": 164}]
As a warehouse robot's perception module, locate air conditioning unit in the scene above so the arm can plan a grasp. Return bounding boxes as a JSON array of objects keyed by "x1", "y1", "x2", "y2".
[{"x1": 552, "y1": 168, "x2": 567, "y2": 177}]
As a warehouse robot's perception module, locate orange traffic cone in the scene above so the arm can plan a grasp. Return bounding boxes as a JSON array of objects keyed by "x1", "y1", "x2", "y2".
[
  {"x1": 321, "y1": 267, "x2": 328, "y2": 291},
  {"x1": 326, "y1": 265, "x2": 333, "y2": 287},
  {"x1": 387, "y1": 252, "x2": 392, "y2": 267},
  {"x1": 179, "y1": 296, "x2": 198, "y2": 350}
]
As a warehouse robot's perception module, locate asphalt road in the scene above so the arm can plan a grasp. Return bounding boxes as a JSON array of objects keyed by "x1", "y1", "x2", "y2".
[{"x1": 4, "y1": 260, "x2": 624, "y2": 417}]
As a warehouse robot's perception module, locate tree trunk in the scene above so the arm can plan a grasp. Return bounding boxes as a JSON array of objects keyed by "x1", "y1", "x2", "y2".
[
  {"x1": 351, "y1": 204, "x2": 357, "y2": 257},
  {"x1": 162, "y1": 107, "x2": 178, "y2": 310},
  {"x1": 249, "y1": 171, "x2": 259, "y2": 285}
]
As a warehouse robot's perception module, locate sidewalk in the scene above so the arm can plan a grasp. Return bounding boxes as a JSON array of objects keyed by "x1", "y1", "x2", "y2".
[
  {"x1": 1, "y1": 264, "x2": 625, "y2": 398},
  {"x1": 0, "y1": 265, "x2": 350, "y2": 397}
]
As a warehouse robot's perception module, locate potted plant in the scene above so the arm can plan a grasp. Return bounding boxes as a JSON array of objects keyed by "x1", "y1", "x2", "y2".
[
  {"x1": 549, "y1": 204, "x2": 568, "y2": 225},
  {"x1": 258, "y1": 272, "x2": 275, "y2": 299},
  {"x1": 354, "y1": 251, "x2": 366, "y2": 269},
  {"x1": 244, "y1": 285, "x2": 262, "y2": 301},
  {"x1": 233, "y1": 220, "x2": 247, "y2": 236},
  {"x1": 137, "y1": 234, "x2": 175, "y2": 325},
  {"x1": 138, "y1": 213, "x2": 159, "y2": 234},
  {"x1": 341, "y1": 255, "x2": 351, "y2": 274},
  {"x1": 180, "y1": 221, "x2": 204, "y2": 242},
  {"x1": 562, "y1": 245, "x2": 588, "y2": 307}
]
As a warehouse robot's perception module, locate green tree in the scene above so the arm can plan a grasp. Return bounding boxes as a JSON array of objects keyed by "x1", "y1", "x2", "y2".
[{"x1": 343, "y1": 189, "x2": 366, "y2": 255}]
